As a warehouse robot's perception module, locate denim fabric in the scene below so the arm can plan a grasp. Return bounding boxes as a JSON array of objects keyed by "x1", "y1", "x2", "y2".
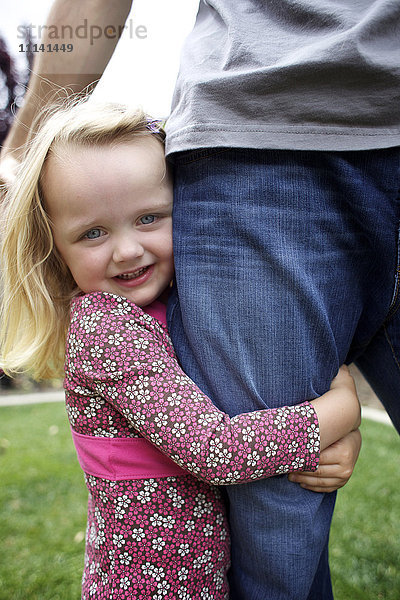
[{"x1": 167, "y1": 147, "x2": 400, "y2": 600}]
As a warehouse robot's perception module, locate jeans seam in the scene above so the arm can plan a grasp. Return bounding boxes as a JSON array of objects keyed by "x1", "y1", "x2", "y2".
[
  {"x1": 352, "y1": 220, "x2": 400, "y2": 354},
  {"x1": 385, "y1": 219, "x2": 400, "y2": 322},
  {"x1": 386, "y1": 271, "x2": 400, "y2": 321},
  {"x1": 383, "y1": 324, "x2": 400, "y2": 373},
  {"x1": 350, "y1": 294, "x2": 400, "y2": 359}
]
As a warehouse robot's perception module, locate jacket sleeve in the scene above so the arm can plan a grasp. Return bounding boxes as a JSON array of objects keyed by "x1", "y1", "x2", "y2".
[{"x1": 66, "y1": 293, "x2": 320, "y2": 485}]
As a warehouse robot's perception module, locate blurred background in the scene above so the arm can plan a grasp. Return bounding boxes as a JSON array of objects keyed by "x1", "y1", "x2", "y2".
[{"x1": 1, "y1": 0, "x2": 199, "y2": 117}]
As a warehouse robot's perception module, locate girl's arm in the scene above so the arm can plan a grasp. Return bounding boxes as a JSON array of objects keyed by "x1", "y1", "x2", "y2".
[
  {"x1": 66, "y1": 293, "x2": 360, "y2": 486},
  {"x1": 310, "y1": 365, "x2": 360, "y2": 450},
  {"x1": 303, "y1": 367, "x2": 361, "y2": 492},
  {"x1": 288, "y1": 429, "x2": 362, "y2": 492}
]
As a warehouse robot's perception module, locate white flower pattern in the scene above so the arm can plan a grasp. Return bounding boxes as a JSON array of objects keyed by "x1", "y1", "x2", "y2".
[{"x1": 64, "y1": 292, "x2": 320, "y2": 599}]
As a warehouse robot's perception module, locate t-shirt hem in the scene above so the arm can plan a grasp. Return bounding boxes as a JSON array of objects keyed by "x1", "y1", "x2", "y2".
[{"x1": 166, "y1": 125, "x2": 400, "y2": 154}]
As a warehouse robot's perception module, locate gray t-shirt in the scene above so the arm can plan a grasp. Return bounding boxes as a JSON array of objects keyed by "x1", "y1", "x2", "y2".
[{"x1": 166, "y1": 0, "x2": 400, "y2": 153}]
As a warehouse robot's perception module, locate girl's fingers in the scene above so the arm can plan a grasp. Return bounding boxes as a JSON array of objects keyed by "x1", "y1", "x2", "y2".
[
  {"x1": 288, "y1": 472, "x2": 347, "y2": 493},
  {"x1": 288, "y1": 429, "x2": 362, "y2": 493},
  {"x1": 299, "y1": 480, "x2": 343, "y2": 493},
  {"x1": 288, "y1": 464, "x2": 352, "y2": 492}
]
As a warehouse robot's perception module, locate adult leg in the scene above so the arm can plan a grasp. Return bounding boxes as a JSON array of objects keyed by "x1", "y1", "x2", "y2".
[
  {"x1": 168, "y1": 147, "x2": 400, "y2": 600},
  {"x1": 355, "y1": 313, "x2": 400, "y2": 432}
]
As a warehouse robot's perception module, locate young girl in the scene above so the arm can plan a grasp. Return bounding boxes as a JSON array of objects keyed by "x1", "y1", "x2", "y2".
[{"x1": 0, "y1": 101, "x2": 360, "y2": 600}]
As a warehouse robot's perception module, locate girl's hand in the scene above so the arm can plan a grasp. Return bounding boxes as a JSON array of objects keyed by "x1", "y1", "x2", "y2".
[
  {"x1": 288, "y1": 429, "x2": 362, "y2": 493},
  {"x1": 310, "y1": 365, "x2": 361, "y2": 451}
]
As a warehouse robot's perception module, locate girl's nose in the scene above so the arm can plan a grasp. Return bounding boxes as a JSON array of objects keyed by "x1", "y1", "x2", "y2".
[{"x1": 112, "y1": 234, "x2": 145, "y2": 263}]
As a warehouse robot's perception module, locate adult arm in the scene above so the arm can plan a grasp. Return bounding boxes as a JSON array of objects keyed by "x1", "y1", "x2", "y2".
[
  {"x1": 66, "y1": 293, "x2": 360, "y2": 486},
  {"x1": 0, "y1": 0, "x2": 133, "y2": 184}
]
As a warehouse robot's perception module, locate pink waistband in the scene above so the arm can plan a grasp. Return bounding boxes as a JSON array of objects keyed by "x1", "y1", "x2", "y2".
[{"x1": 70, "y1": 428, "x2": 188, "y2": 481}]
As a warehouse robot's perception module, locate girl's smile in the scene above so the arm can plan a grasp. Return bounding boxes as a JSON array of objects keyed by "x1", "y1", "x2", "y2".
[
  {"x1": 113, "y1": 264, "x2": 155, "y2": 286},
  {"x1": 42, "y1": 137, "x2": 174, "y2": 307}
]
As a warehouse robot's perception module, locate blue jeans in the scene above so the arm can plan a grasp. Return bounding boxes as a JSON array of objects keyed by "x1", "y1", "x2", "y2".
[{"x1": 167, "y1": 147, "x2": 400, "y2": 600}]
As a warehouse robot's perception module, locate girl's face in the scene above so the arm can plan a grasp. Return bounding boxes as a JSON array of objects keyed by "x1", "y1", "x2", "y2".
[{"x1": 43, "y1": 137, "x2": 174, "y2": 307}]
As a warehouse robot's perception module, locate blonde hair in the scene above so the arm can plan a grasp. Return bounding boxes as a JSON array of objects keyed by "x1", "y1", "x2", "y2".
[{"x1": 0, "y1": 98, "x2": 165, "y2": 380}]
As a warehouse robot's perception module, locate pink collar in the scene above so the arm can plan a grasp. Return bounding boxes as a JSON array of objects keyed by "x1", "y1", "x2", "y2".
[{"x1": 143, "y1": 300, "x2": 167, "y2": 326}]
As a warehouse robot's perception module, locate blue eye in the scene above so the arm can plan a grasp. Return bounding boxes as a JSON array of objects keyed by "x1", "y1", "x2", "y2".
[
  {"x1": 140, "y1": 215, "x2": 156, "y2": 225},
  {"x1": 85, "y1": 228, "x2": 102, "y2": 239}
]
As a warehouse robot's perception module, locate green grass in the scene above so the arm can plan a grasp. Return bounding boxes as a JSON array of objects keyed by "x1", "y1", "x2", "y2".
[
  {"x1": 0, "y1": 402, "x2": 399, "y2": 599},
  {"x1": 330, "y1": 418, "x2": 400, "y2": 599},
  {"x1": 0, "y1": 403, "x2": 87, "y2": 600}
]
